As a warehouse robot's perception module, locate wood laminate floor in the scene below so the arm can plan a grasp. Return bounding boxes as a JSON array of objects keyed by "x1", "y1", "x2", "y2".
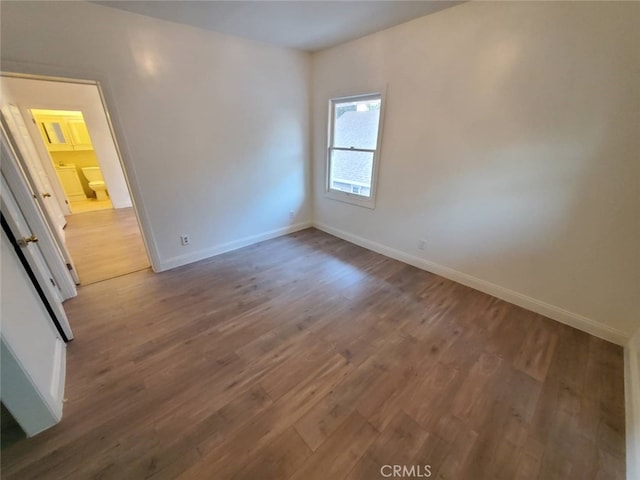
[
  {"x1": 1, "y1": 229, "x2": 625, "y2": 479},
  {"x1": 65, "y1": 207, "x2": 150, "y2": 285},
  {"x1": 69, "y1": 198, "x2": 113, "y2": 214},
  {"x1": 0, "y1": 404, "x2": 25, "y2": 450}
]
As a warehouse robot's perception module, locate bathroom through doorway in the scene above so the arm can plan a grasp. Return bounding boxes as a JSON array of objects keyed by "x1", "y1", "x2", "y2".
[
  {"x1": 1, "y1": 74, "x2": 151, "y2": 286},
  {"x1": 31, "y1": 108, "x2": 114, "y2": 215}
]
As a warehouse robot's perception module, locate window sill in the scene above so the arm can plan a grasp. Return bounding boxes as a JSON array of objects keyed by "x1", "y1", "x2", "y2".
[{"x1": 324, "y1": 190, "x2": 376, "y2": 209}]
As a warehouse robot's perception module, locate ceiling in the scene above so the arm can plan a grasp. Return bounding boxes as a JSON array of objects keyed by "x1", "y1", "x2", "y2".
[{"x1": 94, "y1": 1, "x2": 463, "y2": 52}]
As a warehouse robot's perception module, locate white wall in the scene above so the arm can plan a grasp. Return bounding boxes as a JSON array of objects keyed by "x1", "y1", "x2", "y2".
[
  {"x1": 311, "y1": 1, "x2": 640, "y2": 344},
  {"x1": 0, "y1": 230, "x2": 65, "y2": 435},
  {"x1": 1, "y1": 77, "x2": 133, "y2": 210},
  {"x1": 1, "y1": 1, "x2": 311, "y2": 271}
]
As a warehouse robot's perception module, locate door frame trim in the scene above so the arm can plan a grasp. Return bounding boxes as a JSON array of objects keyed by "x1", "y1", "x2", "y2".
[{"x1": 0, "y1": 66, "x2": 160, "y2": 272}]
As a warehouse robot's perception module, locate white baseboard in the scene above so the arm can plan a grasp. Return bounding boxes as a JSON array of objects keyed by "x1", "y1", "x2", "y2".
[
  {"x1": 155, "y1": 219, "x2": 629, "y2": 346},
  {"x1": 626, "y1": 330, "x2": 640, "y2": 480},
  {"x1": 314, "y1": 222, "x2": 629, "y2": 346},
  {"x1": 157, "y1": 221, "x2": 313, "y2": 272}
]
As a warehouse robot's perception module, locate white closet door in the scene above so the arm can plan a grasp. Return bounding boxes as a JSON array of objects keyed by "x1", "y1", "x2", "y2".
[
  {"x1": 1, "y1": 104, "x2": 66, "y2": 235},
  {"x1": 0, "y1": 108, "x2": 80, "y2": 287},
  {"x1": 1, "y1": 172, "x2": 74, "y2": 341}
]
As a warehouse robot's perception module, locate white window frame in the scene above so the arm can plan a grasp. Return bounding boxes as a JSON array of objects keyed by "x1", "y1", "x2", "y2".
[{"x1": 325, "y1": 89, "x2": 386, "y2": 209}]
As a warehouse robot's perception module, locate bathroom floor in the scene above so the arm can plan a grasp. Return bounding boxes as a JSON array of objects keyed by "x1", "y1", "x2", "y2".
[
  {"x1": 65, "y1": 207, "x2": 150, "y2": 285},
  {"x1": 69, "y1": 197, "x2": 113, "y2": 214}
]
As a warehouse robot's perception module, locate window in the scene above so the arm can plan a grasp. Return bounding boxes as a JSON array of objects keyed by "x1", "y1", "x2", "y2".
[{"x1": 327, "y1": 92, "x2": 383, "y2": 207}]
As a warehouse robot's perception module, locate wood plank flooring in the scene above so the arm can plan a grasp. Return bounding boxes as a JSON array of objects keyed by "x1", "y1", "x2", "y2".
[
  {"x1": 0, "y1": 228, "x2": 626, "y2": 479},
  {"x1": 0, "y1": 404, "x2": 25, "y2": 449},
  {"x1": 69, "y1": 198, "x2": 113, "y2": 214},
  {"x1": 65, "y1": 207, "x2": 150, "y2": 285}
]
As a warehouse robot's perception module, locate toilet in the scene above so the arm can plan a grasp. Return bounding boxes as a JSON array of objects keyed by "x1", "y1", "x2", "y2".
[{"x1": 81, "y1": 167, "x2": 109, "y2": 201}]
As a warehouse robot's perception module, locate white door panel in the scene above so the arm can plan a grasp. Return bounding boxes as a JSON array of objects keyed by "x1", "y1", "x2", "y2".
[
  {"x1": 1, "y1": 231, "x2": 66, "y2": 436},
  {"x1": 21, "y1": 106, "x2": 71, "y2": 215},
  {"x1": 0, "y1": 108, "x2": 80, "y2": 286},
  {"x1": 1, "y1": 104, "x2": 66, "y2": 234},
  {"x1": 1, "y1": 173, "x2": 74, "y2": 341},
  {"x1": 0, "y1": 121, "x2": 78, "y2": 301}
]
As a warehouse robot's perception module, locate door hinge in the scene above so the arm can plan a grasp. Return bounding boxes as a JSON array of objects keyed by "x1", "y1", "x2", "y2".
[
  {"x1": 66, "y1": 263, "x2": 73, "y2": 271},
  {"x1": 50, "y1": 278, "x2": 56, "y2": 287}
]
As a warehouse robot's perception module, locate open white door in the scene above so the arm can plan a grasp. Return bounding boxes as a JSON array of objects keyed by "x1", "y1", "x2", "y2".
[
  {"x1": 0, "y1": 125, "x2": 75, "y2": 341},
  {"x1": 1, "y1": 122, "x2": 78, "y2": 303},
  {"x1": 1, "y1": 104, "x2": 66, "y2": 235},
  {"x1": 1, "y1": 236, "x2": 66, "y2": 435},
  {"x1": 21, "y1": 106, "x2": 72, "y2": 216},
  {"x1": 0, "y1": 108, "x2": 81, "y2": 287},
  {"x1": 1, "y1": 125, "x2": 74, "y2": 340},
  {"x1": 1, "y1": 175, "x2": 74, "y2": 341}
]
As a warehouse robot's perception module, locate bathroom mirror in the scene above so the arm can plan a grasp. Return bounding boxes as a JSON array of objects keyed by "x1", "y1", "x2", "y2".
[{"x1": 42, "y1": 121, "x2": 67, "y2": 145}]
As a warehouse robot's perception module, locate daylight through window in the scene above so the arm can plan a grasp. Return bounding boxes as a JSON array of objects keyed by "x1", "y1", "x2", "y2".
[{"x1": 327, "y1": 93, "x2": 382, "y2": 206}]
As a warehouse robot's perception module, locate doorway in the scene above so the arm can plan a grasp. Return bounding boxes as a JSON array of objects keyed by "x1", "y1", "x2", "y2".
[
  {"x1": 1, "y1": 74, "x2": 151, "y2": 287},
  {"x1": 31, "y1": 108, "x2": 113, "y2": 214}
]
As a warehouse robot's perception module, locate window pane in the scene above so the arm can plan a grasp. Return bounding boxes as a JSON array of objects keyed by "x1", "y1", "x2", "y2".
[
  {"x1": 329, "y1": 149, "x2": 374, "y2": 197},
  {"x1": 333, "y1": 98, "x2": 381, "y2": 149}
]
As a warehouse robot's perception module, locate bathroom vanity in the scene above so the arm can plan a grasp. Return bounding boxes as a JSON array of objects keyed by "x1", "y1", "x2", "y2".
[{"x1": 55, "y1": 164, "x2": 86, "y2": 201}]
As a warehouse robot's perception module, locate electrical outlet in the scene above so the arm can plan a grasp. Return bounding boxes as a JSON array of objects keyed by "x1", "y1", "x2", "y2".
[
  {"x1": 418, "y1": 239, "x2": 426, "y2": 250},
  {"x1": 289, "y1": 210, "x2": 295, "y2": 219},
  {"x1": 180, "y1": 235, "x2": 190, "y2": 246}
]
